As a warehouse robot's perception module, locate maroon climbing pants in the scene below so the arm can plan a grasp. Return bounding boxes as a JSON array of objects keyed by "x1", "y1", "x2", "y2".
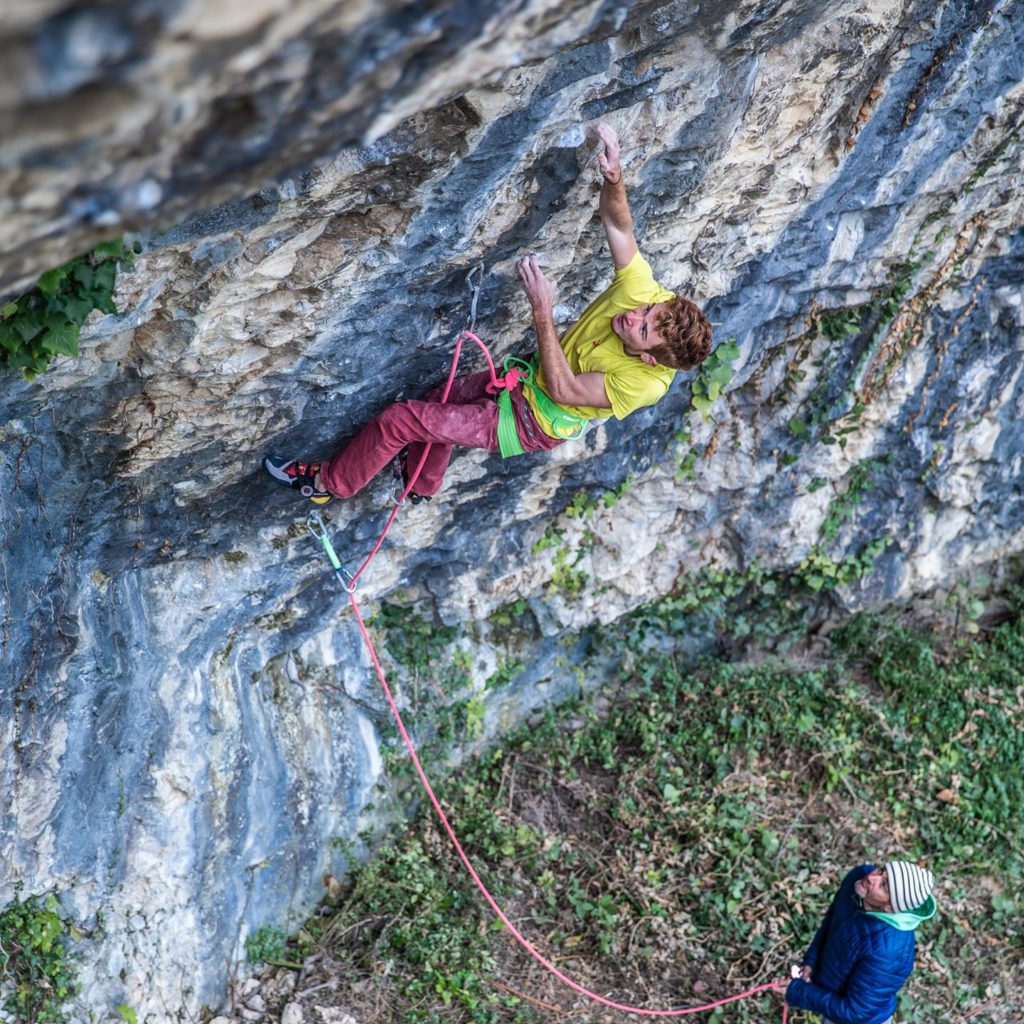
[{"x1": 318, "y1": 371, "x2": 565, "y2": 498}]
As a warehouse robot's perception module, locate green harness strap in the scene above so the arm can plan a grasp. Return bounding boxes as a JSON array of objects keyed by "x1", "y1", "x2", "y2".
[
  {"x1": 496, "y1": 390, "x2": 525, "y2": 458},
  {"x1": 495, "y1": 355, "x2": 586, "y2": 459}
]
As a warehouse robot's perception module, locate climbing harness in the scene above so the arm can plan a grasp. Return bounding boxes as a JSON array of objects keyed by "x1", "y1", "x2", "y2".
[
  {"x1": 465, "y1": 261, "x2": 584, "y2": 457},
  {"x1": 302, "y1": 269, "x2": 790, "y2": 1020},
  {"x1": 488, "y1": 354, "x2": 587, "y2": 457}
]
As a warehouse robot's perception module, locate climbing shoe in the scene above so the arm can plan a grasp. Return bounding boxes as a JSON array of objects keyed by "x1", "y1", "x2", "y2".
[{"x1": 263, "y1": 456, "x2": 332, "y2": 504}]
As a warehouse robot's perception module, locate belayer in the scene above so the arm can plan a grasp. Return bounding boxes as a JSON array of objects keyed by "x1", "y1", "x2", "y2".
[
  {"x1": 781, "y1": 861, "x2": 937, "y2": 1024},
  {"x1": 265, "y1": 123, "x2": 713, "y2": 505}
]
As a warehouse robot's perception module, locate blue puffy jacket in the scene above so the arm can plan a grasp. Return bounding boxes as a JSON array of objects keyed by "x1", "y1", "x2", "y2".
[{"x1": 785, "y1": 864, "x2": 934, "y2": 1024}]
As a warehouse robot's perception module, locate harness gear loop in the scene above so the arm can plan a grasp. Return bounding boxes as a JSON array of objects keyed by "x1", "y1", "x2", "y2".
[
  {"x1": 519, "y1": 355, "x2": 587, "y2": 441},
  {"x1": 306, "y1": 511, "x2": 356, "y2": 593},
  {"x1": 462, "y1": 264, "x2": 584, "y2": 458}
]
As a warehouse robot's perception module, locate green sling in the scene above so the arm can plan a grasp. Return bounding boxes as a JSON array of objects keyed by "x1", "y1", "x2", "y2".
[{"x1": 495, "y1": 355, "x2": 586, "y2": 458}]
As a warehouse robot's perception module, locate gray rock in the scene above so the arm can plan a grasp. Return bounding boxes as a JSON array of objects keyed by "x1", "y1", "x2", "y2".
[
  {"x1": 313, "y1": 1009, "x2": 356, "y2": 1024},
  {"x1": 280, "y1": 1003, "x2": 305, "y2": 1024},
  {"x1": 1, "y1": 1, "x2": 1022, "y2": 1022},
  {"x1": 245, "y1": 993, "x2": 268, "y2": 1013}
]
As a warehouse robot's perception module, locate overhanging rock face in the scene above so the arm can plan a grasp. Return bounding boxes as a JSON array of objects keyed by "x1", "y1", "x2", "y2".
[{"x1": 2, "y1": 0, "x2": 1023, "y2": 1018}]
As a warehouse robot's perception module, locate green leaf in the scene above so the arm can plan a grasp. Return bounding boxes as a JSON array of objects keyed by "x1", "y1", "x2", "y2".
[
  {"x1": 716, "y1": 341, "x2": 740, "y2": 361},
  {"x1": 37, "y1": 266, "x2": 68, "y2": 296},
  {"x1": 707, "y1": 380, "x2": 721, "y2": 401},
  {"x1": 8, "y1": 346, "x2": 50, "y2": 374},
  {"x1": 93, "y1": 293, "x2": 118, "y2": 316},
  {"x1": 72, "y1": 262, "x2": 96, "y2": 288},
  {"x1": 691, "y1": 395, "x2": 713, "y2": 415},
  {"x1": 13, "y1": 315, "x2": 44, "y2": 343},
  {"x1": 0, "y1": 321, "x2": 22, "y2": 353},
  {"x1": 40, "y1": 318, "x2": 80, "y2": 357},
  {"x1": 788, "y1": 417, "x2": 809, "y2": 439},
  {"x1": 94, "y1": 260, "x2": 117, "y2": 293},
  {"x1": 117, "y1": 1005, "x2": 138, "y2": 1024},
  {"x1": 709, "y1": 365, "x2": 733, "y2": 386},
  {"x1": 58, "y1": 296, "x2": 94, "y2": 323},
  {"x1": 2, "y1": 301, "x2": 18, "y2": 317},
  {"x1": 92, "y1": 238, "x2": 127, "y2": 259}
]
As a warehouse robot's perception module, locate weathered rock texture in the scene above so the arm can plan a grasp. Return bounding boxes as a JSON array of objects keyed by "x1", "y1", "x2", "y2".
[{"x1": 2, "y1": 0, "x2": 1023, "y2": 1019}]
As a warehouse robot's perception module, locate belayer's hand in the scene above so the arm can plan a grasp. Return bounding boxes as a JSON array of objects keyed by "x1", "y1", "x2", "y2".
[
  {"x1": 516, "y1": 254, "x2": 556, "y2": 313},
  {"x1": 596, "y1": 122, "x2": 622, "y2": 183}
]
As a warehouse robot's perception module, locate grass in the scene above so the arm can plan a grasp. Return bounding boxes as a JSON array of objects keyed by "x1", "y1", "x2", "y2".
[{"x1": 256, "y1": 587, "x2": 1024, "y2": 1024}]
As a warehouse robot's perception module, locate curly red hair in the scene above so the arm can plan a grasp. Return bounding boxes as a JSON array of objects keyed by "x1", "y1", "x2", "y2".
[{"x1": 651, "y1": 297, "x2": 713, "y2": 370}]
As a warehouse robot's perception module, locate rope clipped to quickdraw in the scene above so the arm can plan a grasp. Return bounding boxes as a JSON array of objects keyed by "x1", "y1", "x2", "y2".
[{"x1": 299, "y1": 267, "x2": 791, "y2": 1020}]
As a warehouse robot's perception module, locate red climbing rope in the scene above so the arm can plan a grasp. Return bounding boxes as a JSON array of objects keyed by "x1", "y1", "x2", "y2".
[
  {"x1": 312, "y1": 320, "x2": 791, "y2": 1020},
  {"x1": 347, "y1": 589, "x2": 787, "y2": 1018},
  {"x1": 347, "y1": 329, "x2": 502, "y2": 588}
]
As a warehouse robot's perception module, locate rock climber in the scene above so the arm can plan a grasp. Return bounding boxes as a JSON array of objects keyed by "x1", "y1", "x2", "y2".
[
  {"x1": 264, "y1": 122, "x2": 713, "y2": 505},
  {"x1": 781, "y1": 861, "x2": 937, "y2": 1024}
]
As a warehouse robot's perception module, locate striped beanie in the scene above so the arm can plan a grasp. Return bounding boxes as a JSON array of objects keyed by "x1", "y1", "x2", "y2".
[{"x1": 885, "y1": 861, "x2": 935, "y2": 912}]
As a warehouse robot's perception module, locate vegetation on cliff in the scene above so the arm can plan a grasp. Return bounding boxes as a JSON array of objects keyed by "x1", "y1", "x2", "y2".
[
  {"x1": 0, "y1": 240, "x2": 136, "y2": 380},
  {"x1": 240, "y1": 585, "x2": 1023, "y2": 1024}
]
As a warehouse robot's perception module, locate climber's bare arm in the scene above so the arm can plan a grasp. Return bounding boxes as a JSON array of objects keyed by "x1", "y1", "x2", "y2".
[
  {"x1": 597, "y1": 123, "x2": 639, "y2": 270},
  {"x1": 516, "y1": 255, "x2": 611, "y2": 409}
]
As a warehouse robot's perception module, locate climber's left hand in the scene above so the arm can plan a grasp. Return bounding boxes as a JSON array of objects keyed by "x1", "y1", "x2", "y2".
[
  {"x1": 516, "y1": 254, "x2": 556, "y2": 312},
  {"x1": 596, "y1": 122, "x2": 622, "y2": 183}
]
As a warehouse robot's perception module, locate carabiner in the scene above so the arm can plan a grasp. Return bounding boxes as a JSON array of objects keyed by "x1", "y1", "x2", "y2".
[
  {"x1": 464, "y1": 261, "x2": 484, "y2": 334},
  {"x1": 306, "y1": 511, "x2": 357, "y2": 593}
]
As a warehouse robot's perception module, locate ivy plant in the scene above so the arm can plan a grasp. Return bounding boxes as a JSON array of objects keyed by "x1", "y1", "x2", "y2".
[
  {"x1": 0, "y1": 238, "x2": 139, "y2": 380},
  {"x1": 0, "y1": 889, "x2": 77, "y2": 1024},
  {"x1": 690, "y1": 338, "x2": 740, "y2": 420}
]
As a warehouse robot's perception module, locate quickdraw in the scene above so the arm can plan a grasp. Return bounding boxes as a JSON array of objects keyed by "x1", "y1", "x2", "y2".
[{"x1": 306, "y1": 512, "x2": 355, "y2": 593}]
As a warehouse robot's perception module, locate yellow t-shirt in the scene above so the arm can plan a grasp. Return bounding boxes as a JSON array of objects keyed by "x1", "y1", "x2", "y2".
[{"x1": 525, "y1": 252, "x2": 676, "y2": 436}]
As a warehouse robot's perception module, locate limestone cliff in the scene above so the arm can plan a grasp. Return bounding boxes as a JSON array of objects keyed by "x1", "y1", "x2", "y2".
[{"x1": 2, "y1": 0, "x2": 1023, "y2": 1019}]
